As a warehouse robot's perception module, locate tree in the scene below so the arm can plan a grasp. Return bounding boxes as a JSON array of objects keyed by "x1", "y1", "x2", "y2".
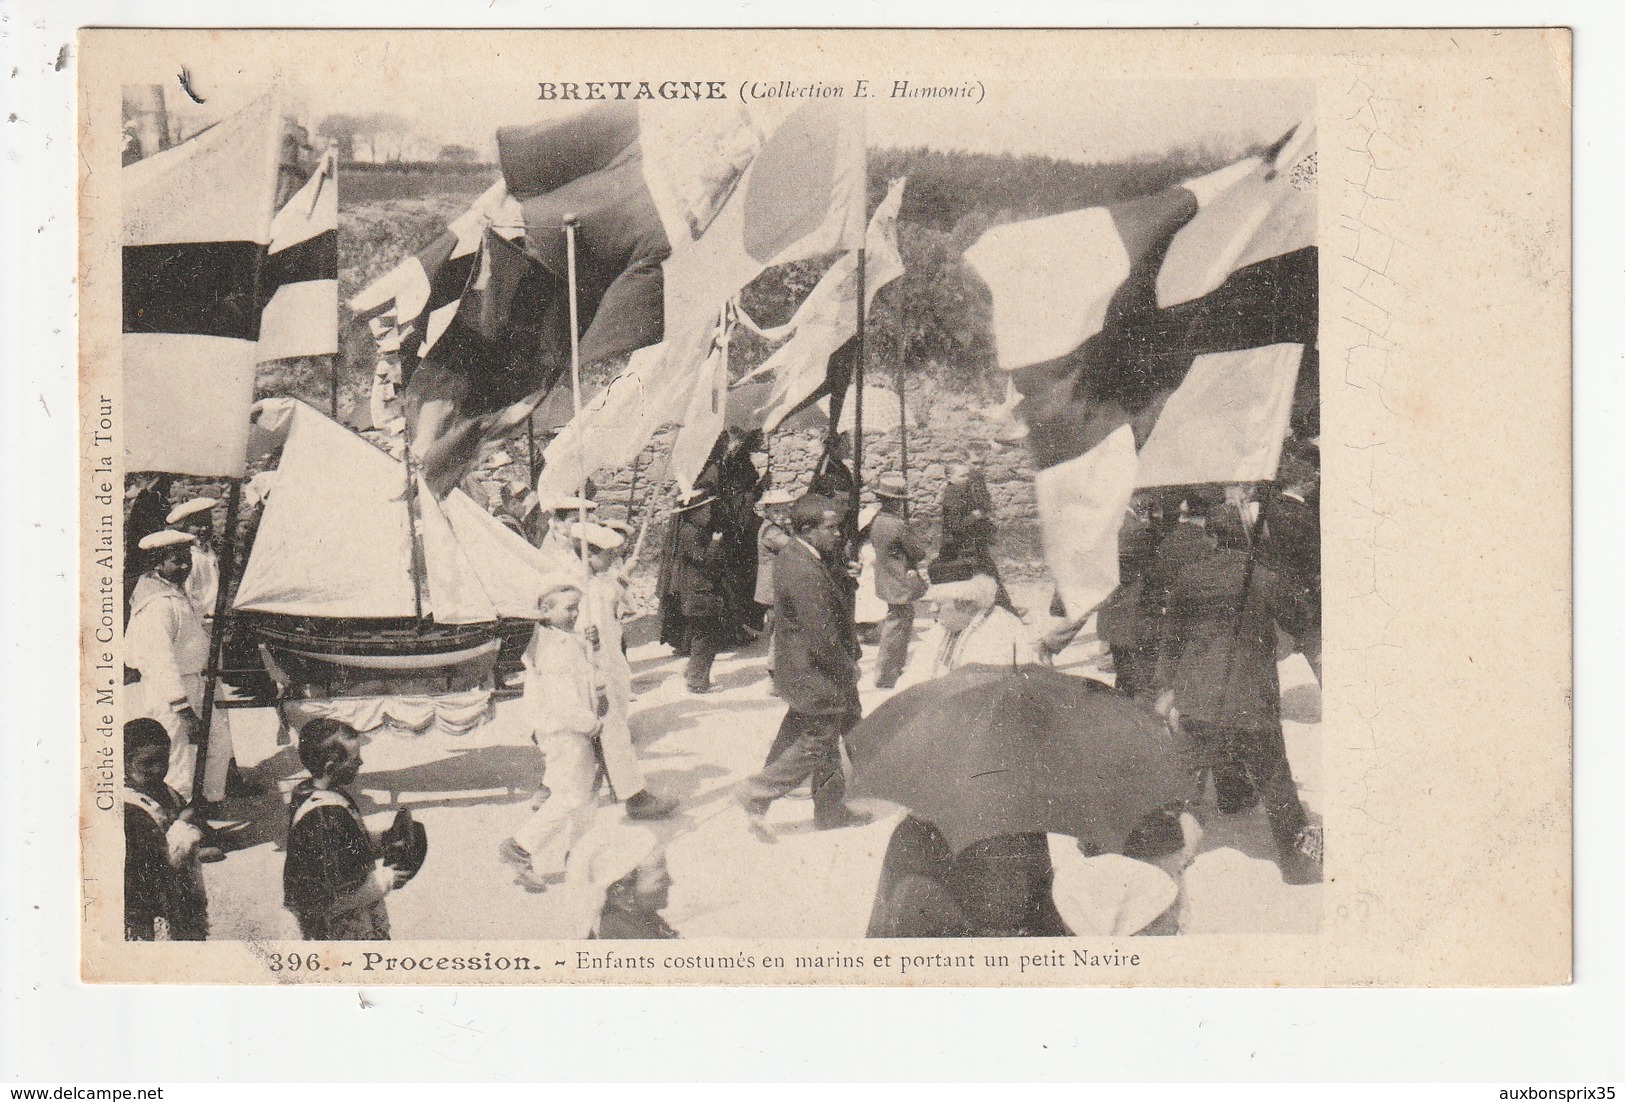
[{"x1": 316, "y1": 113, "x2": 364, "y2": 162}]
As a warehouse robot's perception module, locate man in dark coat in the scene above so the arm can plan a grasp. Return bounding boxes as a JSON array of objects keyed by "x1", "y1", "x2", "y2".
[
  {"x1": 1257, "y1": 442, "x2": 1321, "y2": 684},
  {"x1": 1154, "y1": 502, "x2": 1313, "y2": 879},
  {"x1": 937, "y1": 457, "x2": 1019, "y2": 613},
  {"x1": 666, "y1": 491, "x2": 730, "y2": 693},
  {"x1": 937, "y1": 460, "x2": 995, "y2": 564},
  {"x1": 709, "y1": 430, "x2": 767, "y2": 639},
  {"x1": 1093, "y1": 493, "x2": 1177, "y2": 697},
  {"x1": 738, "y1": 495, "x2": 871, "y2": 833},
  {"x1": 868, "y1": 472, "x2": 928, "y2": 688},
  {"x1": 807, "y1": 433, "x2": 856, "y2": 504}
]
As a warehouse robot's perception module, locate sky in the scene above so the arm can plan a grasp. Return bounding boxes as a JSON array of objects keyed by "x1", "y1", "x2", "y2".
[{"x1": 156, "y1": 75, "x2": 1311, "y2": 166}]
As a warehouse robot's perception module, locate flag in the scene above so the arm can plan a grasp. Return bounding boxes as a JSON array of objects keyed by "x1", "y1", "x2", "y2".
[
  {"x1": 359, "y1": 103, "x2": 862, "y2": 497},
  {"x1": 974, "y1": 125, "x2": 1318, "y2": 617},
  {"x1": 123, "y1": 95, "x2": 282, "y2": 476},
  {"x1": 964, "y1": 158, "x2": 1256, "y2": 372},
  {"x1": 257, "y1": 145, "x2": 339, "y2": 363},
  {"x1": 669, "y1": 306, "x2": 734, "y2": 493},
  {"x1": 348, "y1": 184, "x2": 535, "y2": 491},
  {"x1": 532, "y1": 338, "x2": 685, "y2": 504},
  {"x1": 498, "y1": 105, "x2": 669, "y2": 369},
  {"x1": 530, "y1": 103, "x2": 866, "y2": 496},
  {"x1": 644, "y1": 102, "x2": 866, "y2": 356},
  {"x1": 343, "y1": 107, "x2": 671, "y2": 496},
  {"x1": 404, "y1": 229, "x2": 558, "y2": 495},
  {"x1": 736, "y1": 177, "x2": 907, "y2": 432},
  {"x1": 1132, "y1": 343, "x2": 1302, "y2": 488},
  {"x1": 1035, "y1": 426, "x2": 1140, "y2": 620},
  {"x1": 347, "y1": 180, "x2": 522, "y2": 374}
]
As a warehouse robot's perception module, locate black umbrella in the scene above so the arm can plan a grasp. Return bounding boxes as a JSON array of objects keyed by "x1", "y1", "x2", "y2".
[{"x1": 848, "y1": 664, "x2": 1193, "y2": 854}]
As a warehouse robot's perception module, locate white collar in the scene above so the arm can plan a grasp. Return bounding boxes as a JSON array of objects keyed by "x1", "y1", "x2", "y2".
[{"x1": 794, "y1": 536, "x2": 823, "y2": 562}]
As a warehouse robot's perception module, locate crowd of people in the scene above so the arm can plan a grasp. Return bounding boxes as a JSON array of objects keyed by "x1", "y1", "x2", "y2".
[{"x1": 120, "y1": 428, "x2": 1323, "y2": 944}]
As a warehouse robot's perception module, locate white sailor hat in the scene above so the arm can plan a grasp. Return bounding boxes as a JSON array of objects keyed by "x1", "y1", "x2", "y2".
[
  {"x1": 138, "y1": 529, "x2": 196, "y2": 551},
  {"x1": 759, "y1": 488, "x2": 798, "y2": 507},
  {"x1": 166, "y1": 498, "x2": 217, "y2": 525},
  {"x1": 547, "y1": 495, "x2": 598, "y2": 513},
  {"x1": 563, "y1": 522, "x2": 625, "y2": 551},
  {"x1": 536, "y1": 575, "x2": 585, "y2": 607}
]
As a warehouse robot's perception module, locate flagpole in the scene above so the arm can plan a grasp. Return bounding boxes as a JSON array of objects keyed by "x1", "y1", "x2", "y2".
[
  {"x1": 402, "y1": 439, "x2": 426, "y2": 622},
  {"x1": 625, "y1": 447, "x2": 645, "y2": 536},
  {"x1": 526, "y1": 413, "x2": 538, "y2": 487},
  {"x1": 564, "y1": 214, "x2": 588, "y2": 564},
  {"x1": 193, "y1": 478, "x2": 241, "y2": 808},
  {"x1": 324, "y1": 143, "x2": 341, "y2": 421},
  {"x1": 851, "y1": 246, "x2": 866, "y2": 533},
  {"x1": 192, "y1": 99, "x2": 283, "y2": 808},
  {"x1": 895, "y1": 286, "x2": 910, "y2": 523}
]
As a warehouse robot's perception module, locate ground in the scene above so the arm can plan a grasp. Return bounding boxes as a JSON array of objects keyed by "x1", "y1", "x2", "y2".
[{"x1": 202, "y1": 578, "x2": 1322, "y2": 942}]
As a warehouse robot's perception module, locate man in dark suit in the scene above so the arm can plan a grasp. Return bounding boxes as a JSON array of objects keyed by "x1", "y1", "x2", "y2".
[
  {"x1": 1155, "y1": 501, "x2": 1316, "y2": 882},
  {"x1": 868, "y1": 473, "x2": 928, "y2": 688},
  {"x1": 937, "y1": 459, "x2": 994, "y2": 565},
  {"x1": 1092, "y1": 492, "x2": 1179, "y2": 697},
  {"x1": 1257, "y1": 441, "x2": 1321, "y2": 684},
  {"x1": 738, "y1": 495, "x2": 872, "y2": 833},
  {"x1": 670, "y1": 491, "x2": 729, "y2": 693}
]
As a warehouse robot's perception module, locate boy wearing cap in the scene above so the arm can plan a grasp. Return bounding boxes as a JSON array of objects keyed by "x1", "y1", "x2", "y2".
[
  {"x1": 574, "y1": 523, "x2": 677, "y2": 822},
  {"x1": 501, "y1": 581, "x2": 610, "y2": 891},
  {"x1": 867, "y1": 473, "x2": 928, "y2": 689},
  {"x1": 166, "y1": 498, "x2": 219, "y2": 611},
  {"x1": 123, "y1": 473, "x2": 173, "y2": 615},
  {"x1": 125, "y1": 531, "x2": 211, "y2": 802},
  {"x1": 166, "y1": 497, "x2": 253, "y2": 809},
  {"x1": 539, "y1": 496, "x2": 599, "y2": 565}
]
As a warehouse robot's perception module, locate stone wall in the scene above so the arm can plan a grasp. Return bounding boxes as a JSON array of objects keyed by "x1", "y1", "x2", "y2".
[{"x1": 573, "y1": 381, "x2": 1045, "y2": 570}]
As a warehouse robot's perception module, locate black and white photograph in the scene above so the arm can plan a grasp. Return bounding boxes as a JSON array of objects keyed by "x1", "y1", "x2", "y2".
[{"x1": 72, "y1": 28, "x2": 1570, "y2": 988}]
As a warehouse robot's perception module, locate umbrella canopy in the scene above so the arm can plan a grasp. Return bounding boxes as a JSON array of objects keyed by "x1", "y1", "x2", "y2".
[{"x1": 848, "y1": 664, "x2": 1193, "y2": 855}]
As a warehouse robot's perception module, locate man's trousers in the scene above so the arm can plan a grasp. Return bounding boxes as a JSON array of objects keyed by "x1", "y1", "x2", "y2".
[{"x1": 742, "y1": 708, "x2": 858, "y2": 826}]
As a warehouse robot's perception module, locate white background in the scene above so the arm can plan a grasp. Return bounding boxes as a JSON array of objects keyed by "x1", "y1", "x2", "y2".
[{"x1": 2, "y1": 0, "x2": 1618, "y2": 1083}]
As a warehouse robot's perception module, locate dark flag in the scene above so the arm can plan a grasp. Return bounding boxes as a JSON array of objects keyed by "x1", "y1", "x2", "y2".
[{"x1": 965, "y1": 124, "x2": 1318, "y2": 616}]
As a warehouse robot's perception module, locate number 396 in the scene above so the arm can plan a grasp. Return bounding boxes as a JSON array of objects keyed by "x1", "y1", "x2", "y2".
[{"x1": 268, "y1": 952, "x2": 322, "y2": 972}]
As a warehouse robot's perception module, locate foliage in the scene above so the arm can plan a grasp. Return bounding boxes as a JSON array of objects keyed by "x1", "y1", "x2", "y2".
[
  {"x1": 870, "y1": 145, "x2": 1233, "y2": 231},
  {"x1": 316, "y1": 111, "x2": 412, "y2": 163}
]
